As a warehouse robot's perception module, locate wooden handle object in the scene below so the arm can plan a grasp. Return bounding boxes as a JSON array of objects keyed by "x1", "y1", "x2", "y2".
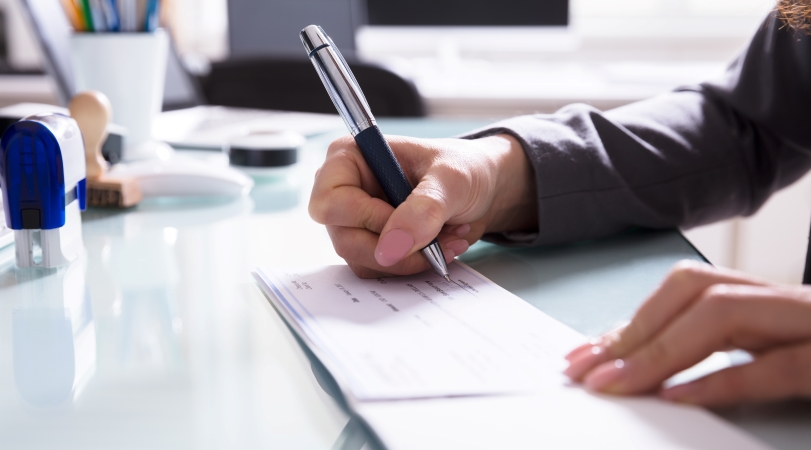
[{"x1": 69, "y1": 90, "x2": 112, "y2": 180}]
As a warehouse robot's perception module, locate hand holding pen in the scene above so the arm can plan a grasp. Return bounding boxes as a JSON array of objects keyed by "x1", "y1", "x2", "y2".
[
  {"x1": 309, "y1": 133, "x2": 539, "y2": 279},
  {"x1": 301, "y1": 26, "x2": 445, "y2": 280},
  {"x1": 303, "y1": 26, "x2": 539, "y2": 279}
]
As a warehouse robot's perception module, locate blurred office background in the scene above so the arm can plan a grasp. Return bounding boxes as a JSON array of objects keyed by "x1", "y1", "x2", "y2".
[{"x1": 1, "y1": 0, "x2": 807, "y2": 284}]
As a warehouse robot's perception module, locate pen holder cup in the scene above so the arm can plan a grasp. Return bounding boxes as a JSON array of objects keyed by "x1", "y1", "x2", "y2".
[{"x1": 70, "y1": 29, "x2": 168, "y2": 161}]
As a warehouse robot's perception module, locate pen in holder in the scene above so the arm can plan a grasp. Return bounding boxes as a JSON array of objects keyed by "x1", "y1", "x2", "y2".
[{"x1": 69, "y1": 29, "x2": 169, "y2": 161}]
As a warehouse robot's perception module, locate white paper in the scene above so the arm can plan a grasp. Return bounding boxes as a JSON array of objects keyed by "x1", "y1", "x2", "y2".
[
  {"x1": 253, "y1": 263, "x2": 584, "y2": 401},
  {"x1": 253, "y1": 263, "x2": 770, "y2": 449},
  {"x1": 355, "y1": 389, "x2": 771, "y2": 450}
]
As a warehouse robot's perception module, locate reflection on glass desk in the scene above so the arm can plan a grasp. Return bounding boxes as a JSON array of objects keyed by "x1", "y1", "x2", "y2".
[{"x1": 0, "y1": 119, "x2": 808, "y2": 450}]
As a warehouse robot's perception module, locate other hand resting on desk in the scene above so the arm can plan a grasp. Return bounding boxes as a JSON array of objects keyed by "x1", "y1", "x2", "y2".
[
  {"x1": 309, "y1": 134, "x2": 537, "y2": 278},
  {"x1": 565, "y1": 260, "x2": 811, "y2": 406}
]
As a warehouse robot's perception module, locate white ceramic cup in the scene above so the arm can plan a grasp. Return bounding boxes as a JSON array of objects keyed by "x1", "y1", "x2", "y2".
[{"x1": 70, "y1": 29, "x2": 168, "y2": 161}]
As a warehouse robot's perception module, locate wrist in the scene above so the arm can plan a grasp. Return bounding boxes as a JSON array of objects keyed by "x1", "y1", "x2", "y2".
[{"x1": 480, "y1": 134, "x2": 538, "y2": 234}]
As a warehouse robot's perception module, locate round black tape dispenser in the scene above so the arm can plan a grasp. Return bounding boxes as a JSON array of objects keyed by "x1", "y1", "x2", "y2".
[{"x1": 226, "y1": 131, "x2": 304, "y2": 177}]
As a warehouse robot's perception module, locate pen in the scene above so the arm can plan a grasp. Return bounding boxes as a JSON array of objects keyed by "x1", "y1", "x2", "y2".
[
  {"x1": 59, "y1": 0, "x2": 85, "y2": 31},
  {"x1": 103, "y1": 0, "x2": 121, "y2": 32},
  {"x1": 116, "y1": 0, "x2": 134, "y2": 31},
  {"x1": 300, "y1": 25, "x2": 452, "y2": 282},
  {"x1": 80, "y1": 0, "x2": 95, "y2": 31},
  {"x1": 135, "y1": 0, "x2": 148, "y2": 31},
  {"x1": 89, "y1": 0, "x2": 107, "y2": 31},
  {"x1": 144, "y1": 0, "x2": 159, "y2": 31}
]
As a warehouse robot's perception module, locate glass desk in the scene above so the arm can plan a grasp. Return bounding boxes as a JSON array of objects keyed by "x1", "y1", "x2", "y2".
[{"x1": 0, "y1": 119, "x2": 807, "y2": 449}]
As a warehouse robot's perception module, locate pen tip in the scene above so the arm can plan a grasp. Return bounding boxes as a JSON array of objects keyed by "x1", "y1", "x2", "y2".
[{"x1": 444, "y1": 275, "x2": 451, "y2": 283}]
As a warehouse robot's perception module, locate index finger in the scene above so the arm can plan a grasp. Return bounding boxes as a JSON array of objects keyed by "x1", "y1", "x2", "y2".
[
  {"x1": 584, "y1": 284, "x2": 811, "y2": 395},
  {"x1": 309, "y1": 137, "x2": 392, "y2": 231},
  {"x1": 565, "y1": 261, "x2": 768, "y2": 380}
]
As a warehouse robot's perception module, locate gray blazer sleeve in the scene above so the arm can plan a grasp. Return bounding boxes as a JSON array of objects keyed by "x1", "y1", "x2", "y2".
[{"x1": 465, "y1": 13, "x2": 811, "y2": 246}]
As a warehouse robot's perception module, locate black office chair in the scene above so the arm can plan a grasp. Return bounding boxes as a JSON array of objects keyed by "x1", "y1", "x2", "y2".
[{"x1": 201, "y1": 57, "x2": 426, "y2": 117}]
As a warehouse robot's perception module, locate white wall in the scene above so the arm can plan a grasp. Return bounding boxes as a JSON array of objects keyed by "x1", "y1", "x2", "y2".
[
  {"x1": 573, "y1": 0, "x2": 771, "y2": 18},
  {"x1": 684, "y1": 173, "x2": 811, "y2": 285},
  {"x1": 162, "y1": 0, "x2": 229, "y2": 62}
]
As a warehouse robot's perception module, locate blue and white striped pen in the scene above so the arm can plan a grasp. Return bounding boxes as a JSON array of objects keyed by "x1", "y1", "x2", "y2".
[
  {"x1": 88, "y1": 0, "x2": 106, "y2": 31},
  {"x1": 102, "y1": 0, "x2": 121, "y2": 31},
  {"x1": 116, "y1": 0, "x2": 138, "y2": 31}
]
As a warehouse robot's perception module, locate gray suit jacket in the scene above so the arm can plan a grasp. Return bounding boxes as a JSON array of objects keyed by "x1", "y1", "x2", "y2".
[{"x1": 466, "y1": 13, "x2": 811, "y2": 247}]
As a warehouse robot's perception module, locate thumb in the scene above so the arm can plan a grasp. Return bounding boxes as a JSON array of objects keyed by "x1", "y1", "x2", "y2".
[{"x1": 374, "y1": 184, "x2": 455, "y2": 267}]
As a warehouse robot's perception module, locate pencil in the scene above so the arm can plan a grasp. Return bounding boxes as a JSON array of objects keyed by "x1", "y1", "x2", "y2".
[
  {"x1": 59, "y1": 0, "x2": 85, "y2": 30},
  {"x1": 80, "y1": 0, "x2": 95, "y2": 31},
  {"x1": 72, "y1": 0, "x2": 90, "y2": 29}
]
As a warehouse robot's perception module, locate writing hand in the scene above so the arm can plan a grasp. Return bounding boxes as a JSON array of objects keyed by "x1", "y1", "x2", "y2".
[
  {"x1": 309, "y1": 134, "x2": 537, "y2": 278},
  {"x1": 564, "y1": 260, "x2": 811, "y2": 406}
]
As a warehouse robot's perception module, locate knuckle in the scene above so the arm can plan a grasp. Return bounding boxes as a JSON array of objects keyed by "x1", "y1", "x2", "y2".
[
  {"x1": 434, "y1": 159, "x2": 476, "y2": 197},
  {"x1": 360, "y1": 201, "x2": 387, "y2": 233},
  {"x1": 410, "y1": 194, "x2": 446, "y2": 225},
  {"x1": 641, "y1": 339, "x2": 672, "y2": 368},
  {"x1": 327, "y1": 226, "x2": 355, "y2": 260},
  {"x1": 668, "y1": 260, "x2": 709, "y2": 283},
  {"x1": 696, "y1": 284, "x2": 741, "y2": 330},
  {"x1": 308, "y1": 198, "x2": 328, "y2": 224},
  {"x1": 327, "y1": 135, "x2": 356, "y2": 154},
  {"x1": 611, "y1": 323, "x2": 640, "y2": 355},
  {"x1": 699, "y1": 284, "x2": 738, "y2": 311},
  {"x1": 324, "y1": 148, "x2": 354, "y2": 167},
  {"x1": 332, "y1": 237, "x2": 353, "y2": 260}
]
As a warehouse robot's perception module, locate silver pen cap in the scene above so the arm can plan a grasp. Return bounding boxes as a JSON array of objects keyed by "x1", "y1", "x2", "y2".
[{"x1": 301, "y1": 25, "x2": 375, "y2": 136}]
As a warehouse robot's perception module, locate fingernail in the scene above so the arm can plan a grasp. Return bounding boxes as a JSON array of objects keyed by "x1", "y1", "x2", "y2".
[
  {"x1": 375, "y1": 229, "x2": 415, "y2": 267},
  {"x1": 584, "y1": 359, "x2": 627, "y2": 393},
  {"x1": 453, "y1": 224, "x2": 471, "y2": 237},
  {"x1": 444, "y1": 248, "x2": 456, "y2": 263},
  {"x1": 566, "y1": 335, "x2": 612, "y2": 361},
  {"x1": 563, "y1": 345, "x2": 607, "y2": 380},
  {"x1": 660, "y1": 383, "x2": 699, "y2": 404},
  {"x1": 445, "y1": 239, "x2": 469, "y2": 257},
  {"x1": 565, "y1": 342, "x2": 595, "y2": 361}
]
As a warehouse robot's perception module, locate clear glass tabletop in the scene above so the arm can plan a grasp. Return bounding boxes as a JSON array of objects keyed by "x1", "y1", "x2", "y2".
[
  {"x1": 1, "y1": 119, "x2": 806, "y2": 449},
  {"x1": 0, "y1": 119, "x2": 487, "y2": 449}
]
